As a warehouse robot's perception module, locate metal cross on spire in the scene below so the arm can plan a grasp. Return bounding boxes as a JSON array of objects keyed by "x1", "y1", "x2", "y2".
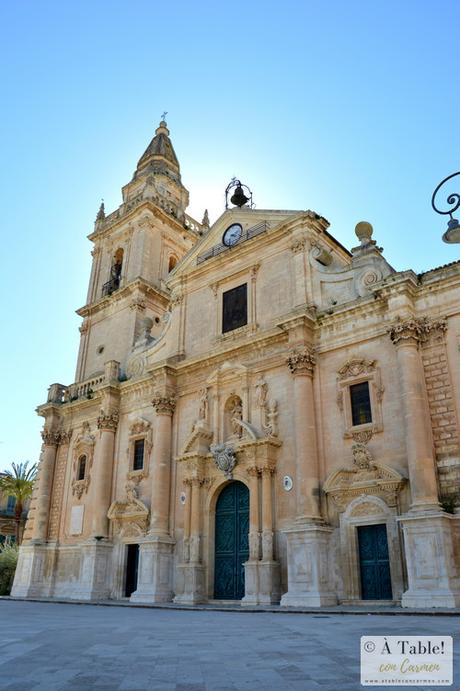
[{"x1": 161, "y1": 111, "x2": 168, "y2": 121}]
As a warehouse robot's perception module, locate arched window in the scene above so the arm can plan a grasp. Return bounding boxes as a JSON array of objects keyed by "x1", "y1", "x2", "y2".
[
  {"x1": 112, "y1": 248, "x2": 124, "y2": 285},
  {"x1": 103, "y1": 248, "x2": 124, "y2": 296},
  {"x1": 77, "y1": 455, "x2": 87, "y2": 481},
  {"x1": 168, "y1": 255, "x2": 178, "y2": 273}
]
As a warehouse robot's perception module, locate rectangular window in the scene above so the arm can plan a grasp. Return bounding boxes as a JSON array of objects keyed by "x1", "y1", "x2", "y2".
[
  {"x1": 350, "y1": 382, "x2": 372, "y2": 425},
  {"x1": 133, "y1": 439, "x2": 145, "y2": 471},
  {"x1": 222, "y1": 284, "x2": 248, "y2": 333},
  {"x1": 6, "y1": 496, "x2": 16, "y2": 514}
]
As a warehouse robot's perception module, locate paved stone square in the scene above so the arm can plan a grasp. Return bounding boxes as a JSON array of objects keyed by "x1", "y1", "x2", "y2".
[{"x1": 0, "y1": 602, "x2": 458, "y2": 691}]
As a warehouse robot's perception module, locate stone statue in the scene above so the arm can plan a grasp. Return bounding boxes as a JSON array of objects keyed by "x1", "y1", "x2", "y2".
[
  {"x1": 126, "y1": 481, "x2": 138, "y2": 504},
  {"x1": 255, "y1": 376, "x2": 268, "y2": 407},
  {"x1": 263, "y1": 400, "x2": 279, "y2": 437},
  {"x1": 198, "y1": 388, "x2": 208, "y2": 421},
  {"x1": 231, "y1": 400, "x2": 243, "y2": 438}
]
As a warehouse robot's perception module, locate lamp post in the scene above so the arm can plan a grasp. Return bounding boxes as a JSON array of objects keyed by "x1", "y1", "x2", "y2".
[{"x1": 432, "y1": 171, "x2": 460, "y2": 243}]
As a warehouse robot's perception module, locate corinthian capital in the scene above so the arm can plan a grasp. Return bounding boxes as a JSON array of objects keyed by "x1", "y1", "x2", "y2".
[
  {"x1": 287, "y1": 346, "x2": 316, "y2": 375},
  {"x1": 97, "y1": 411, "x2": 119, "y2": 431},
  {"x1": 41, "y1": 429, "x2": 61, "y2": 446},
  {"x1": 152, "y1": 393, "x2": 176, "y2": 415},
  {"x1": 390, "y1": 315, "x2": 448, "y2": 347}
]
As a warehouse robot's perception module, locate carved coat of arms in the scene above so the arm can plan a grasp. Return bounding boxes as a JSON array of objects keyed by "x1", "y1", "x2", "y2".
[{"x1": 210, "y1": 443, "x2": 236, "y2": 479}]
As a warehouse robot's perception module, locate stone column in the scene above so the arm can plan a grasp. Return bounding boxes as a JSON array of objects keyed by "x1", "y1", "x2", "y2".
[
  {"x1": 281, "y1": 346, "x2": 337, "y2": 607},
  {"x1": 242, "y1": 466, "x2": 260, "y2": 605},
  {"x1": 182, "y1": 479, "x2": 191, "y2": 563},
  {"x1": 12, "y1": 427, "x2": 61, "y2": 598},
  {"x1": 131, "y1": 393, "x2": 176, "y2": 604},
  {"x1": 189, "y1": 479, "x2": 201, "y2": 563},
  {"x1": 149, "y1": 394, "x2": 176, "y2": 535},
  {"x1": 173, "y1": 473, "x2": 206, "y2": 605},
  {"x1": 390, "y1": 317, "x2": 460, "y2": 607},
  {"x1": 389, "y1": 319, "x2": 439, "y2": 511},
  {"x1": 288, "y1": 346, "x2": 321, "y2": 521},
  {"x1": 261, "y1": 467, "x2": 274, "y2": 561},
  {"x1": 32, "y1": 430, "x2": 60, "y2": 542},
  {"x1": 248, "y1": 466, "x2": 260, "y2": 560},
  {"x1": 90, "y1": 412, "x2": 118, "y2": 538},
  {"x1": 74, "y1": 410, "x2": 117, "y2": 601},
  {"x1": 257, "y1": 465, "x2": 281, "y2": 605}
]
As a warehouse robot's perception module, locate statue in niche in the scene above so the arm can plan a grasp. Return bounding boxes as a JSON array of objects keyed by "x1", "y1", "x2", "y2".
[{"x1": 231, "y1": 399, "x2": 243, "y2": 438}]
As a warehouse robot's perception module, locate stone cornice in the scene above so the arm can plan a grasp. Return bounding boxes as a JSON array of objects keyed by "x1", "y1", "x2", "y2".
[
  {"x1": 371, "y1": 270, "x2": 419, "y2": 300},
  {"x1": 77, "y1": 278, "x2": 170, "y2": 318},
  {"x1": 88, "y1": 198, "x2": 198, "y2": 243}
]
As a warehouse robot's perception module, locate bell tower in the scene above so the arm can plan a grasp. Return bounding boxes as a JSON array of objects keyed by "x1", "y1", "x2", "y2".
[{"x1": 75, "y1": 120, "x2": 201, "y2": 382}]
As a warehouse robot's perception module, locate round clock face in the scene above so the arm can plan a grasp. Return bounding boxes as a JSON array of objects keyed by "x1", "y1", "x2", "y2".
[{"x1": 222, "y1": 223, "x2": 243, "y2": 247}]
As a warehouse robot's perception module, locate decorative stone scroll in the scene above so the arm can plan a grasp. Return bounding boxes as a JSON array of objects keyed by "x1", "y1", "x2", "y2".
[
  {"x1": 152, "y1": 393, "x2": 176, "y2": 415},
  {"x1": 210, "y1": 443, "x2": 237, "y2": 479},
  {"x1": 286, "y1": 346, "x2": 316, "y2": 375},
  {"x1": 337, "y1": 357, "x2": 376, "y2": 380},
  {"x1": 72, "y1": 478, "x2": 90, "y2": 499}
]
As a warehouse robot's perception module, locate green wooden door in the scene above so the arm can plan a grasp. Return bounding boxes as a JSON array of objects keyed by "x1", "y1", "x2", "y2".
[
  {"x1": 358, "y1": 524, "x2": 393, "y2": 600},
  {"x1": 214, "y1": 482, "x2": 249, "y2": 600}
]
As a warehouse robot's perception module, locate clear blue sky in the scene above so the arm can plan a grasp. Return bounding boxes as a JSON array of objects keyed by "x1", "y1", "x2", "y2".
[{"x1": 1, "y1": 0, "x2": 459, "y2": 469}]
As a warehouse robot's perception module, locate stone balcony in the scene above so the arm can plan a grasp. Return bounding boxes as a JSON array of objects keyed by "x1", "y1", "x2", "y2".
[{"x1": 45, "y1": 361, "x2": 121, "y2": 406}]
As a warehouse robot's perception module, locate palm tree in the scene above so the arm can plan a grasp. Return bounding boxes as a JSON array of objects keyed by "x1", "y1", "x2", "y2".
[{"x1": 0, "y1": 462, "x2": 37, "y2": 544}]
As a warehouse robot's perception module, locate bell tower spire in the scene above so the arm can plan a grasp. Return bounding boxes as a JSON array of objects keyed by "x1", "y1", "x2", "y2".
[{"x1": 122, "y1": 117, "x2": 189, "y2": 221}]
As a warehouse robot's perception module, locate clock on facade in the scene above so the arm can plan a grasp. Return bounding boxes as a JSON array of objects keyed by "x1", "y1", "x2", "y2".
[{"x1": 222, "y1": 223, "x2": 243, "y2": 247}]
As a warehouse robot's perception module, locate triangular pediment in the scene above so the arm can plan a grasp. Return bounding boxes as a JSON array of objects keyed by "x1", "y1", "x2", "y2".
[{"x1": 168, "y1": 207, "x2": 305, "y2": 278}]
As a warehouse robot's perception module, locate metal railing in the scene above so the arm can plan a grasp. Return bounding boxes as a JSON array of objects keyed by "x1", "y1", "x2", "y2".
[{"x1": 196, "y1": 221, "x2": 269, "y2": 265}]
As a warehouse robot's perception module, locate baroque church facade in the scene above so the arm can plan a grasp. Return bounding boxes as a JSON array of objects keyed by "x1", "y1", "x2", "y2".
[{"x1": 13, "y1": 120, "x2": 460, "y2": 608}]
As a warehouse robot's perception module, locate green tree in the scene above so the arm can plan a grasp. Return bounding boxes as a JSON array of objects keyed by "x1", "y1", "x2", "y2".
[{"x1": 0, "y1": 462, "x2": 37, "y2": 544}]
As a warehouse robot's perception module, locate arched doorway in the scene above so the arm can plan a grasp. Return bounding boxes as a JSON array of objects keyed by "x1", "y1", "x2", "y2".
[{"x1": 214, "y1": 481, "x2": 249, "y2": 600}]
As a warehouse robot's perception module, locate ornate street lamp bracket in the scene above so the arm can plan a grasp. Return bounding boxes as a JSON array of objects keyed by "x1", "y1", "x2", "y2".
[{"x1": 432, "y1": 171, "x2": 460, "y2": 243}]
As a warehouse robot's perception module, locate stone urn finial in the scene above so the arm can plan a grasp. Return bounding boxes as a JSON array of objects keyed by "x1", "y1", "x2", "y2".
[{"x1": 355, "y1": 221, "x2": 374, "y2": 246}]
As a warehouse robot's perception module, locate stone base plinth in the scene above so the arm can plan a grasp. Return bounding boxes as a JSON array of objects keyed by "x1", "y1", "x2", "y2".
[
  {"x1": 130, "y1": 535, "x2": 175, "y2": 604},
  {"x1": 280, "y1": 523, "x2": 337, "y2": 607},
  {"x1": 173, "y1": 563, "x2": 207, "y2": 604},
  {"x1": 11, "y1": 542, "x2": 57, "y2": 598},
  {"x1": 242, "y1": 559, "x2": 281, "y2": 605},
  {"x1": 399, "y1": 511, "x2": 460, "y2": 609},
  {"x1": 73, "y1": 540, "x2": 113, "y2": 601}
]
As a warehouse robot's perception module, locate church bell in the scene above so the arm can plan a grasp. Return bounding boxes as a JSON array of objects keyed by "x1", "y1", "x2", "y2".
[{"x1": 230, "y1": 184, "x2": 249, "y2": 207}]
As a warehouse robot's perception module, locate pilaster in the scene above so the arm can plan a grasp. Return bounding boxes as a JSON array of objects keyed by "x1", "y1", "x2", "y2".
[{"x1": 390, "y1": 316, "x2": 460, "y2": 607}]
